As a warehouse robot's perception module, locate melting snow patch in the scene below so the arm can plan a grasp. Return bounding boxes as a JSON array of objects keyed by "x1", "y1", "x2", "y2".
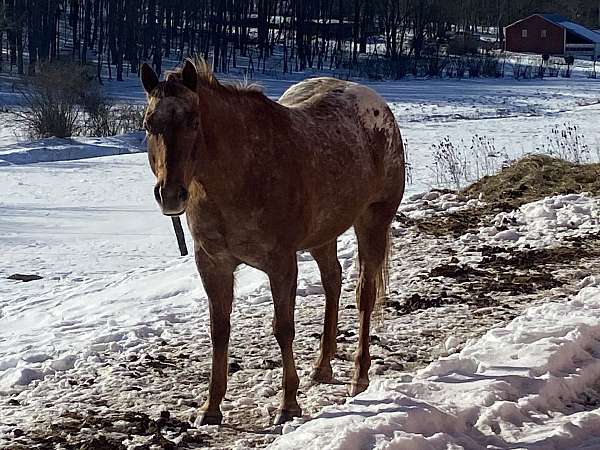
[
  {"x1": 399, "y1": 192, "x2": 484, "y2": 219},
  {"x1": 270, "y1": 280, "x2": 600, "y2": 450},
  {"x1": 0, "y1": 367, "x2": 45, "y2": 389},
  {"x1": 471, "y1": 193, "x2": 600, "y2": 250}
]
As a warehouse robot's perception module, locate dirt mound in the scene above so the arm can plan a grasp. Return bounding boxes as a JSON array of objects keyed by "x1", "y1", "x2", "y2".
[{"x1": 463, "y1": 155, "x2": 600, "y2": 209}]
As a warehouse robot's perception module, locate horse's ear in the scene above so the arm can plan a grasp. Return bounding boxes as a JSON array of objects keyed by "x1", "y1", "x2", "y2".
[
  {"x1": 141, "y1": 63, "x2": 159, "y2": 94},
  {"x1": 182, "y1": 60, "x2": 197, "y2": 92}
]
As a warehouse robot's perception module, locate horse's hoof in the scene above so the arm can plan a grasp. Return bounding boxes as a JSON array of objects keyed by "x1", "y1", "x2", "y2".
[
  {"x1": 273, "y1": 408, "x2": 302, "y2": 425},
  {"x1": 348, "y1": 382, "x2": 369, "y2": 397},
  {"x1": 196, "y1": 410, "x2": 223, "y2": 426},
  {"x1": 311, "y1": 365, "x2": 333, "y2": 384}
]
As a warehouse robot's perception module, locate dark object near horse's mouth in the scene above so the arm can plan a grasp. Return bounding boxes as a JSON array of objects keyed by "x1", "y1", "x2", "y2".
[{"x1": 171, "y1": 216, "x2": 189, "y2": 256}]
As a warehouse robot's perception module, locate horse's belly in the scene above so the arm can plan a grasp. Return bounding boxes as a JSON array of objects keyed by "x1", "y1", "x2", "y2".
[
  {"x1": 299, "y1": 225, "x2": 352, "y2": 250},
  {"x1": 298, "y1": 199, "x2": 369, "y2": 250}
]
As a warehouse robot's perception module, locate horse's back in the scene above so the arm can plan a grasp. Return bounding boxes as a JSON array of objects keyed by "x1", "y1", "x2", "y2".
[
  {"x1": 278, "y1": 78, "x2": 405, "y2": 248},
  {"x1": 280, "y1": 77, "x2": 404, "y2": 197},
  {"x1": 278, "y1": 77, "x2": 349, "y2": 108}
]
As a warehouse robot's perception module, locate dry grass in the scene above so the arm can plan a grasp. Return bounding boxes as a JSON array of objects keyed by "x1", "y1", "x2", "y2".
[
  {"x1": 11, "y1": 61, "x2": 100, "y2": 139},
  {"x1": 463, "y1": 154, "x2": 600, "y2": 210}
]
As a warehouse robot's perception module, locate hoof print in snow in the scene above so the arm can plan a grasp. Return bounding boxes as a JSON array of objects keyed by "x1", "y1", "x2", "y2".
[
  {"x1": 429, "y1": 263, "x2": 487, "y2": 281},
  {"x1": 228, "y1": 360, "x2": 242, "y2": 374},
  {"x1": 370, "y1": 335, "x2": 381, "y2": 344},
  {"x1": 260, "y1": 358, "x2": 282, "y2": 369},
  {"x1": 7, "y1": 273, "x2": 43, "y2": 282},
  {"x1": 78, "y1": 435, "x2": 123, "y2": 450}
]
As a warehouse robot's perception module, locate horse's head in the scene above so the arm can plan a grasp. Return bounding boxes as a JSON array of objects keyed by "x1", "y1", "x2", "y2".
[{"x1": 141, "y1": 60, "x2": 200, "y2": 216}]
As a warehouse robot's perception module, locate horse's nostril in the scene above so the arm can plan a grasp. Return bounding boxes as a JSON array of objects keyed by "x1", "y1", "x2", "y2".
[
  {"x1": 178, "y1": 186, "x2": 189, "y2": 202},
  {"x1": 154, "y1": 184, "x2": 162, "y2": 204}
]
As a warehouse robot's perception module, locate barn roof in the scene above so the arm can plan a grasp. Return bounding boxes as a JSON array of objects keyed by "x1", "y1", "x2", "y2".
[
  {"x1": 559, "y1": 20, "x2": 600, "y2": 43},
  {"x1": 540, "y1": 13, "x2": 569, "y2": 23},
  {"x1": 541, "y1": 13, "x2": 600, "y2": 44}
]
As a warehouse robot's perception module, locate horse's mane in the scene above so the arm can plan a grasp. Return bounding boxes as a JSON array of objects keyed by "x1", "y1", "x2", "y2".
[{"x1": 165, "y1": 56, "x2": 264, "y2": 98}]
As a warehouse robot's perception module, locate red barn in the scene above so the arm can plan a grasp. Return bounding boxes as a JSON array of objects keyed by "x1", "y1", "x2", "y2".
[{"x1": 505, "y1": 14, "x2": 600, "y2": 59}]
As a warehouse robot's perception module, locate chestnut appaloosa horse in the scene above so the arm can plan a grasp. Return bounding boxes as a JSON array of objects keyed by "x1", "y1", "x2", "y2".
[{"x1": 141, "y1": 58, "x2": 405, "y2": 425}]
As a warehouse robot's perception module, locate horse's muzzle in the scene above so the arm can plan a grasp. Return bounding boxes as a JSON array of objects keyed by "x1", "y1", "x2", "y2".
[{"x1": 154, "y1": 183, "x2": 188, "y2": 216}]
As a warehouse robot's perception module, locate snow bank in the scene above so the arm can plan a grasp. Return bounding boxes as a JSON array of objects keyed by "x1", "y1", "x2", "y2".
[
  {"x1": 271, "y1": 279, "x2": 600, "y2": 450},
  {"x1": 0, "y1": 132, "x2": 145, "y2": 165}
]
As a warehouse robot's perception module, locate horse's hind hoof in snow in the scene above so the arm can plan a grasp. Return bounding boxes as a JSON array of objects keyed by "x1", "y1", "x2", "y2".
[
  {"x1": 349, "y1": 382, "x2": 369, "y2": 397},
  {"x1": 273, "y1": 407, "x2": 302, "y2": 425},
  {"x1": 311, "y1": 364, "x2": 334, "y2": 384},
  {"x1": 196, "y1": 410, "x2": 223, "y2": 426}
]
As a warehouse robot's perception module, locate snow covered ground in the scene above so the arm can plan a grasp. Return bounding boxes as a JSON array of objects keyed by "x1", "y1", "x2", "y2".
[
  {"x1": 272, "y1": 279, "x2": 600, "y2": 450},
  {"x1": 4, "y1": 186, "x2": 600, "y2": 449},
  {"x1": 3, "y1": 71, "x2": 600, "y2": 448}
]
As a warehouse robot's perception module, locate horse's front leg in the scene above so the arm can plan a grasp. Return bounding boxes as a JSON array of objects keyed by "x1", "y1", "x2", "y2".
[
  {"x1": 195, "y1": 249, "x2": 236, "y2": 426},
  {"x1": 268, "y1": 253, "x2": 302, "y2": 425}
]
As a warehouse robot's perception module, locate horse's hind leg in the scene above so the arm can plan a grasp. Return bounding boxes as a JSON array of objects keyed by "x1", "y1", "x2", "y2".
[
  {"x1": 350, "y1": 202, "x2": 396, "y2": 396},
  {"x1": 310, "y1": 240, "x2": 342, "y2": 383}
]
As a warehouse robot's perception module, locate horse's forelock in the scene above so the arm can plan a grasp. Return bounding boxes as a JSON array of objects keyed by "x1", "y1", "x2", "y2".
[
  {"x1": 165, "y1": 70, "x2": 182, "y2": 82},
  {"x1": 150, "y1": 79, "x2": 186, "y2": 99},
  {"x1": 189, "y1": 57, "x2": 264, "y2": 96}
]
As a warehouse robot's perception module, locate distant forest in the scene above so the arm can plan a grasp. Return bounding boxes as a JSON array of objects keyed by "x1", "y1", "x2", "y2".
[{"x1": 0, "y1": 0, "x2": 599, "y2": 79}]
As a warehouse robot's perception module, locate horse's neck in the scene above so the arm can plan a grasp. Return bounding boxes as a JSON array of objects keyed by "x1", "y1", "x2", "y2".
[{"x1": 194, "y1": 86, "x2": 282, "y2": 191}]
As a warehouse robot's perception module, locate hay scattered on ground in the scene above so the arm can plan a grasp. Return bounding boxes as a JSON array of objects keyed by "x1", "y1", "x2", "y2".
[
  {"x1": 463, "y1": 155, "x2": 600, "y2": 209},
  {"x1": 406, "y1": 155, "x2": 600, "y2": 238}
]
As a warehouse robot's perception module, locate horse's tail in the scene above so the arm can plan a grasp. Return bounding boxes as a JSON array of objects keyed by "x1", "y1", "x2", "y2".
[{"x1": 373, "y1": 228, "x2": 391, "y2": 325}]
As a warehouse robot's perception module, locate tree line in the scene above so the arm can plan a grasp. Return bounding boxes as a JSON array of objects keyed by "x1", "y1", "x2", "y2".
[{"x1": 0, "y1": 0, "x2": 599, "y2": 80}]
